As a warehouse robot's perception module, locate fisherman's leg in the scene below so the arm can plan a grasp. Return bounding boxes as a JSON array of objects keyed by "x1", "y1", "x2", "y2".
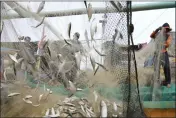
[
  {"x1": 163, "y1": 52, "x2": 171, "y2": 86},
  {"x1": 163, "y1": 52, "x2": 171, "y2": 87}
]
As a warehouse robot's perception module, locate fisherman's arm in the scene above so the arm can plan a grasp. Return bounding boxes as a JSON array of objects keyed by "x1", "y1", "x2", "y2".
[{"x1": 150, "y1": 26, "x2": 162, "y2": 39}]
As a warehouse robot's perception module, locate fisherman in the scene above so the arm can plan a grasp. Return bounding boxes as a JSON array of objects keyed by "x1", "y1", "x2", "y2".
[{"x1": 150, "y1": 23, "x2": 172, "y2": 88}]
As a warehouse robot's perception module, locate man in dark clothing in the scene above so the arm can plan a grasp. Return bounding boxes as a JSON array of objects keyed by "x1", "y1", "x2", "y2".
[{"x1": 150, "y1": 23, "x2": 172, "y2": 88}]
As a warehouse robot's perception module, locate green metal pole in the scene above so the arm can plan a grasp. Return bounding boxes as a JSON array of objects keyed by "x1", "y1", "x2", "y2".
[
  {"x1": 2, "y1": 2, "x2": 176, "y2": 20},
  {"x1": 132, "y1": 2, "x2": 176, "y2": 12}
]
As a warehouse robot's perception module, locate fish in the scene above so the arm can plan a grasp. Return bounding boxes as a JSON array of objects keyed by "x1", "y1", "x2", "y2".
[
  {"x1": 64, "y1": 39, "x2": 72, "y2": 46},
  {"x1": 110, "y1": 1, "x2": 122, "y2": 11},
  {"x1": 84, "y1": 1, "x2": 87, "y2": 9},
  {"x1": 113, "y1": 29, "x2": 123, "y2": 42},
  {"x1": 67, "y1": 81, "x2": 76, "y2": 94},
  {"x1": 38, "y1": 94, "x2": 43, "y2": 103},
  {"x1": 32, "y1": 104, "x2": 40, "y2": 107},
  {"x1": 45, "y1": 109, "x2": 50, "y2": 116},
  {"x1": 24, "y1": 95, "x2": 32, "y2": 99},
  {"x1": 84, "y1": 30, "x2": 90, "y2": 48},
  {"x1": 85, "y1": 107, "x2": 96, "y2": 117},
  {"x1": 12, "y1": 63, "x2": 16, "y2": 76},
  {"x1": 75, "y1": 51, "x2": 81, "y2": 70},
  {"x1": 113, "y1": 102, "x2": 117, "y2": 112},
  {"x1": 100, "y1": 100, "x2": 107, "y2": 117},
  {"x1": 68, "y1": 22, "x2": 71, "y2": 38},
  {"x1": 90, "y1": 56, "x2": 95, "y2": 71},
  {"x1": 57, "y1": 54, "x2": 63, "y2": 63},
  {"x1": 51, "y1": 107, "x2": 55, "y2": 116},
  {"x1": 93, "y1": 45, "x2": 106, "y2": 56},
  {"x1": 3, "y1": 68, "x2": 7, "y2": 82},
  {"x1": 95, "y1": 62, "x2": 108, "y2": 71},
  {"x1": 36, "y1": 1, "x2": 45, "y2": 14},
  {"x1": 32, "y1": 16, "x2": 45, "y2": 28},
  {"x1": 93, "y1": 90, "x2": 98, "y2": 102},
  {"x1": 112, "y1": 114, "x2": 118, "y2": 117},
  {"x1": 86, "y1": 108, "x2": 91, "y2": 117},
  {"x1": 41, "y1": 56, "x2": 49, "y2": 69},
  {"x1": 1, "y1": 21, "x2": 4, "y2": 33},
  {"x1": 23, "y1": 98, "x2": 32, "y2": 104},
  {"x1": 64, "y1": 103, "x2": 76, "y2": 107},
  {"x1": 47, "y1": 46, "x2": 51, "y2": 57},
  {"x1": 90, "y1": 18, "x2": 96, "y2": 42},
  {"x1": 80, "y1": 105, "x2": 86, "y2": 113},
  {"x1": 76, "y1": 88, "x2": 83, "y2": 91},
  {"x1": 49, "y1": 91, "x2": 52, "y2": 94},
  {"x1": 8, "y1": 92, "x2": 20, "y2": 97},
  {"x1": 87, "y1": 3, "x2": 93, "y2": 21},
  {"x1": 9, "y1": 53, "x2": 18, "y2": 63}
]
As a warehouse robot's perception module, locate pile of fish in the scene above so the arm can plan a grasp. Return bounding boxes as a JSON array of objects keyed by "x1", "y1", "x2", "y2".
[{"x1": 43, "y1": 96, "x2": 123, "y2": 118}]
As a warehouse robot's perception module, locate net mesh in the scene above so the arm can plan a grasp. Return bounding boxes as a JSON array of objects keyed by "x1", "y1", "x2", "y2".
[{"x1": 1, "y1": 1, "x2": 149, "y2": 117}]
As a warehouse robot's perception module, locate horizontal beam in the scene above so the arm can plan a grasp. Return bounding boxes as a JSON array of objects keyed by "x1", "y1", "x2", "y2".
[{"x1": 2, "y1": 2, "x2": 175, "y2": 20}]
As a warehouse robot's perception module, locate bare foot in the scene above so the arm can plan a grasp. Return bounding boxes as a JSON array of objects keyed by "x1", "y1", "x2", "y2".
[{"x1": 167, "y1": 84, "x2": 171, "y2": 88}]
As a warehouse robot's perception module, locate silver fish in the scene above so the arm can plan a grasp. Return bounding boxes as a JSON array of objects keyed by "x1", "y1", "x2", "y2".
[
  {"x1": 51, "y1": 107, "x2": 55, "y2": 116},
  {"x1": 64, "y1": 102, "x2": 76, "y2": 107},
  {"x1": 94, "y1": 65, "x2": 99, "y2": 75},
  {"x1": 87, "y1": 3, "x2": 92, "y2": 21},
  {"x1": 1, "y1": 21, "x2": 4, "y2": 33},
  {"x1": 8, "y1": 92, "x2": 20, "y2": 97},
  {"x1": 95, "y1": 62, "x2": 108, "y2": 71},
  {"x1": 113, "y1": 29, "x2": 123, "y2": 42},
  {"x1": 36, "y1": 1, "x2": 45, "y2": 14},
  {"x1": 3, "y1": 68, "x2": 7, "y2": 82},
  {"x1": 24, "y1": 95, "x2": 32, "y2": 99},
  {"x1": 32, "y1": 104, "x2": 40, "y2": 107},
  {"x1": 38, "y1": 94, "x2": 43, "y2": 103},
  {"x1": 93, "y1": 45, "x2": 106, "y2": 56},
  {"x1": 90, "y1": 56, "x2": 95, "y2": 71},
  {"x1": 32, "y1": 16, "x2": 45, "y2": 28},
  {"x1": 9, "y1": 53, "x2": 18, "y2": 63},
  {"x1": 23, "y1": 98, "x2": 32, "y2": 104},
  {"x1": 113, "y1": 102, "x2": 117, "y2": 112},
  {"x1": 75, "y1": 51, "x2": 81, "y2": 70},
  {"x1": 45, "y1": 109, "x2": 50, "y2": 116},
  {"x1": 47, "y1": 46, "x2": 51, "y2": 57},
  {"x1": 68, "y1": 22, "x2": 71, "y2": 38},
  {"x1": 100, "y1": 100, "x2": 107, "y2": 117},
  {"x1": 84, "y1": 1, "x2": 87, "y2": 9},
  {"x1": 84, "y1": 30, "x2": 90, "y2": 48},
  {"x1": 64, "y1": 39, "x2": 72, "y2": 46},
  {"x1": 68, "y1": 81, "x2": 76, "y2": 94},
  {"x1": 90, "y1": 18, "x2": 96, "y2": 42},
  {"x1": 76, "y1": 88, "x2": 83, "y2": 91},
  {"x1": 93, "y1": 91, "x2": 98, "y2": 102}
]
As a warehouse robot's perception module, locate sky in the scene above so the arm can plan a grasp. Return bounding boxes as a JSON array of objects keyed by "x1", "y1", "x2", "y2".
[{"x1": 2, "y1": 2, "x2": 175, "y2": 44}]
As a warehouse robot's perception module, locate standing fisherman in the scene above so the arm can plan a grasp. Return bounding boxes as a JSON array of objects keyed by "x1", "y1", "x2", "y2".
[{"x1": 150, "y1": 23, "x2": 172, "y2": 88}]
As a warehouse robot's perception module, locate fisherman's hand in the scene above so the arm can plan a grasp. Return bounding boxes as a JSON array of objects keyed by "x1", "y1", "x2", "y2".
[{"x1": 155, "y1": 26, "x2": 162, "y2": 32}]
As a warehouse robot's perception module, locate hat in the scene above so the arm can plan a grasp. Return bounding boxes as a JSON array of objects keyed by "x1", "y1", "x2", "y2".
[{"x1": 162, "y1": 23, "x2": 172, "y2": 31}]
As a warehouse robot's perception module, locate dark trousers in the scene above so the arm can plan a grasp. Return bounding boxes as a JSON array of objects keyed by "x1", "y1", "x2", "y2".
[{"x1": 161, "y1": 51, "x2": 171, "y2": 84}]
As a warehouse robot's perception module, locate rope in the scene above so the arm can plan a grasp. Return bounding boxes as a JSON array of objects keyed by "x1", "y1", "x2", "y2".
[
  {"x1": 127, "y1": 1, "x2": 131, "y2": 117},
  {"x1": 129, "y1": 2, "x2": 146, "y2": 117}
]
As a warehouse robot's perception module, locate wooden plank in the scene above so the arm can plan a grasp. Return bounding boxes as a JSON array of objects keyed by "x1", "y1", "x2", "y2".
[{"x1": 144, "y1": 108, "x2": 176, "y2": 118}]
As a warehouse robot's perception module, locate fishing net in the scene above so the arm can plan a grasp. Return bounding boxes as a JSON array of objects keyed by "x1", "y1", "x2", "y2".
[{"x1": 1, "y1": 1, "x2": 148, "y2": 117}]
